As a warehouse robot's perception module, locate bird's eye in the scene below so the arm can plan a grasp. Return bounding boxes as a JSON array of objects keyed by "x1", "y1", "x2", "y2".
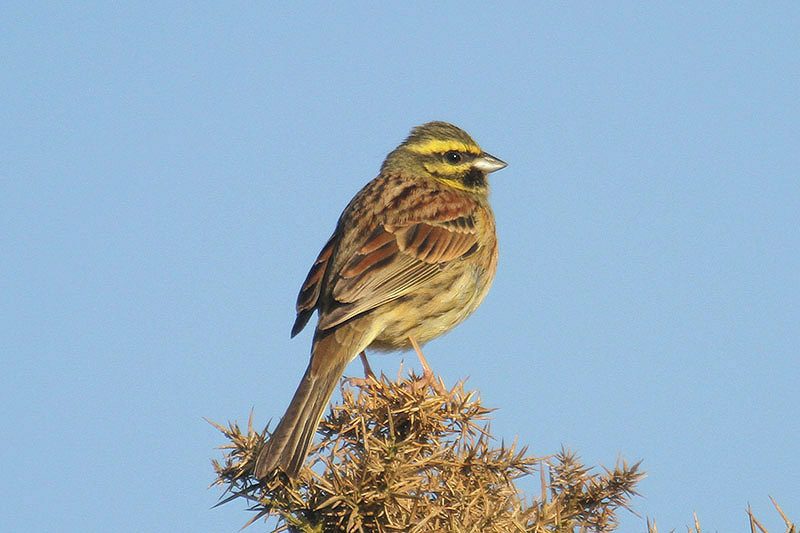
[{"x1": 444, "y1": 150, "x2": 462, "y2": 164}]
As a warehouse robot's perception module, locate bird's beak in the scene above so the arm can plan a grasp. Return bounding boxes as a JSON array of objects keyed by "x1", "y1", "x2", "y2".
[{"x1": 473, "y1": 152, "x2": 507, "y2": 173}]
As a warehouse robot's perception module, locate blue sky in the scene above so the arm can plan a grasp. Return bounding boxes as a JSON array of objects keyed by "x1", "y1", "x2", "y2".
[{"x1": 2, "y1": 3, "x2": 798, "y2": 532}]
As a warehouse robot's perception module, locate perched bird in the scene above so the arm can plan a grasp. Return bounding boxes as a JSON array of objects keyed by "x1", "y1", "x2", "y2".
[{"x1": 255, "y1": 121, "x2": 506, "y2": 479}]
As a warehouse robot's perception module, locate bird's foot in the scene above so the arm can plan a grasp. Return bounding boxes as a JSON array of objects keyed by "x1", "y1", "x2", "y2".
[
  {"x1": 346, "y1": 352, "x2": 379, "y2": 388},
  {"x1": 408, "y1": 336, "x2": 448, "y2": 395}
]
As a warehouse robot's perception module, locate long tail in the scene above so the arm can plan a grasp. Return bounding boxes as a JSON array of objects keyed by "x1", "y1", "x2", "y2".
[{"x1": 254, "y1": 322, "x2": 368, "y2": 479}]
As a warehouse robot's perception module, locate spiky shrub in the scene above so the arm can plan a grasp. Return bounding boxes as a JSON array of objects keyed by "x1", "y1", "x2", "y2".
[{"x1": 211, "y1": 372, "x2": 645, "y2": 532}]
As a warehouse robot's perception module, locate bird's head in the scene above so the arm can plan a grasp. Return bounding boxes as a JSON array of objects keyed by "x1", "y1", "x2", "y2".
[{"x1": 381, "y1": 121, "x2": 507, "y2": 194}]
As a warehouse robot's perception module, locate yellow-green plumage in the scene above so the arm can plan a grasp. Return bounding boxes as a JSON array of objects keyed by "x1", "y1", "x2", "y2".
[{"x1": 255, "y1": 122, "x2": 506, "y2": 479}]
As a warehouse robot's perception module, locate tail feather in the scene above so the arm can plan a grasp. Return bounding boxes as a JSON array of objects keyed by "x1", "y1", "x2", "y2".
[{"x1": 254, "y1": 323, "x2": 367, "y2": 479}]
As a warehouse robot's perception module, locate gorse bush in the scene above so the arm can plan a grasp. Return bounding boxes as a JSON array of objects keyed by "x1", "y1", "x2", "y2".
[
  {"x1": 211, "y1": 371, "x2": 646, "y2": 532},
  {"x1": 211, "y1": 368, "x2": 795, "y2": 532}
]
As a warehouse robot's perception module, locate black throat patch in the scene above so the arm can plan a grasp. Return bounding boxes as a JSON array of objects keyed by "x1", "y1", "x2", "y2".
[{"x1": 460, "y1": 166, "x2": 487, "y2": 190}]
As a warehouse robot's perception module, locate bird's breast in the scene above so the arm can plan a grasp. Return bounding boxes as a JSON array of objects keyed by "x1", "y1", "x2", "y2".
[{"x1": 367, "y1": 249, "x2": 496, "y2": 352}]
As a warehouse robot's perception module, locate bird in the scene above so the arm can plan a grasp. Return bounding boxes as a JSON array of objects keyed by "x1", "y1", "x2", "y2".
[{"x1": 254, "y1": 121, "x2": 507, "y2": 479}]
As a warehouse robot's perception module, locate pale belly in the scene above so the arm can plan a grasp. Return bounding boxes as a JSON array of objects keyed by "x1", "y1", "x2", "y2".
[{"x1": 368, "y1": 262, "x2": 493, "y2": 351}]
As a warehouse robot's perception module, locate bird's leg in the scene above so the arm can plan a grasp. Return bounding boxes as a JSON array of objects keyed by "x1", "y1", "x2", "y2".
[
  {"x1": 408, "y1": 336, "x2": 446, "y2": 394},
  {"x1": 359, "y1": 351, "x2": 376, "y2": 380},
  {"x1": 347, "y1": 351, "x2": 377, "y2": 388}
]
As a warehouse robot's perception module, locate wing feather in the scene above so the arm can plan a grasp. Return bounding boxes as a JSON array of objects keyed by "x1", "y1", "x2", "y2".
[
  {"x1": 319, "y1": 192, "x2": 480, "y2": 330},
  {"x1": 293, "y1": 183, "x2": 484, "y2": 334},
  {"x1": 291, "y1": 235, "x2": 336, "y2": 337}
]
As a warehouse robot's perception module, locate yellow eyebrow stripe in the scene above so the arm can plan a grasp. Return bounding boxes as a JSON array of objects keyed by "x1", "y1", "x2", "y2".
[{"x1": 407, "y1": 139, "x2": 481, "y2": 155}]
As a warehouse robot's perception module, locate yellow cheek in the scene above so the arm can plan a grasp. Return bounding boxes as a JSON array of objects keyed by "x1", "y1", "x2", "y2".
[{"x1": 423, "y1": 161, "x2": 473, "y2": 176}]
